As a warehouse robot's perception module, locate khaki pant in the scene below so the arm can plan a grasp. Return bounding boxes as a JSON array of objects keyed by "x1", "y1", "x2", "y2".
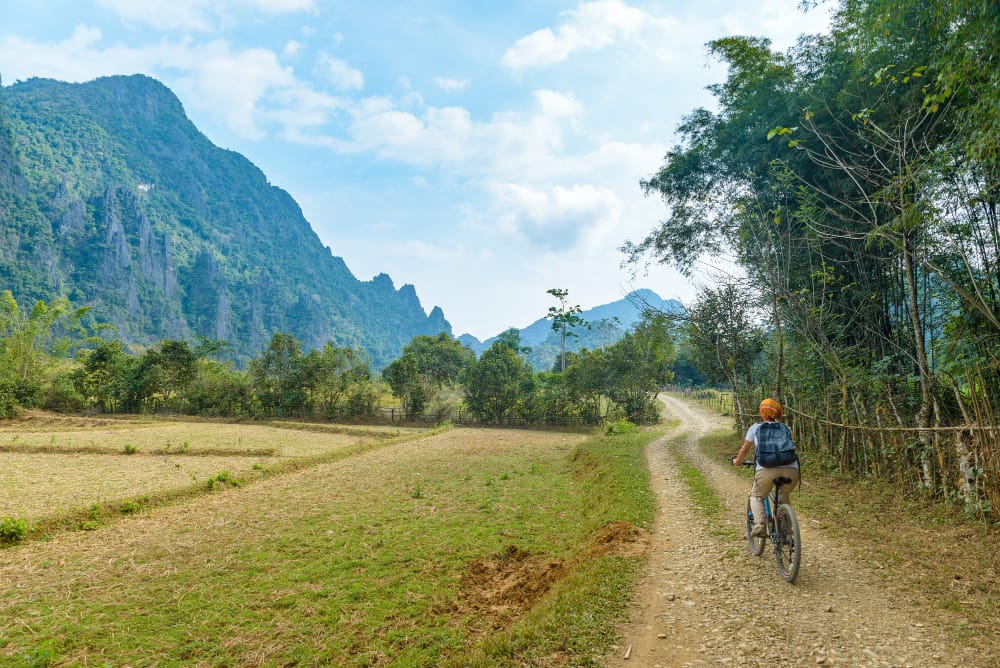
[{"x1": 749, "y1": 465, "x2": 800, "y2": 525}]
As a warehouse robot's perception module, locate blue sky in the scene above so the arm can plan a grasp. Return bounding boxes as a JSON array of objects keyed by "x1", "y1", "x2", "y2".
[{"x1": 0, "y1": 0, "x2": 831, "y2": 339}]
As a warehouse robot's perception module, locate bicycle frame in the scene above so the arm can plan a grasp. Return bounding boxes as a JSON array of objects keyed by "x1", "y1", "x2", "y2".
[{"x1": 743, "y1": 464, "x2": 801, "y2": 583}]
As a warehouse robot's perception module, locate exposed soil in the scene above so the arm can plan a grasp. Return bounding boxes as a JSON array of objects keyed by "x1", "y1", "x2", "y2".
[
  {"x1": 606, "y1": 394, "x2": 990, "y2": 668},
  {"x1": 460, "y1": 545, "x2": 567, "y2": 622},
  {"x1": 457, "y1": 522, "x2": 651, "y2": 629}
]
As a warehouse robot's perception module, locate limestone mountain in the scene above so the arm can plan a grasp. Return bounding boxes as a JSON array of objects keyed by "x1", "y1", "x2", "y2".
[{"x1": 0, "y1": 74, "x2": 450, "y2": 368}]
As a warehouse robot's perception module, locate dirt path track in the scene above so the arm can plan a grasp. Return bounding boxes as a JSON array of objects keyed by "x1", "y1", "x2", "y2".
[{"x1": 606, "y1": 394, "x2": 983, "y2": 668}]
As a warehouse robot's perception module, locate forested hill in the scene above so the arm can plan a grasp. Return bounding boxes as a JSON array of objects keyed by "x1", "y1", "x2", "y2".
[{"x1": 0, "y1": 74, "x2": 450, "y2": 368}]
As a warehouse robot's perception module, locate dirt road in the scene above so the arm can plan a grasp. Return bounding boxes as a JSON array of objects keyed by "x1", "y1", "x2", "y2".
[{"x1": 606, "y1": 394, "x2": 983, "y2": 668}]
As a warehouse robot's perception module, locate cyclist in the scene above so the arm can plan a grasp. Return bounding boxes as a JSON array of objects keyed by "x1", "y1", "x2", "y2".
[{"x1": 731, "y1": 398, "x2": 800, "y2": 537}]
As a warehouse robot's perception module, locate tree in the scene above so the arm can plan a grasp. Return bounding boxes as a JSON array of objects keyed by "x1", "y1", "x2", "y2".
[
  {"x1": 74, "y1": 340, "x2": 130, "y2": 412},
  {"x1": 249, "y1": 332, "x2": 309, "y2": 416},
  {"x1": 603, "y1": 314, "x2": 676, "y2": 423},
  {"x1": 682, "y1": 283, "x2": 765, "y2": 415},
  {"x1": 546, "y1": 288, "x2": 587, "y2": 372},
  {"x1": 463, "y1": 333, "x2": 535, "y2": 423},
  {"x1": 624, "y1": 0, "x2": 1000, "y2": 509},
  {"x1": 384, "y1": 333, "x2": 474, "y2": 418},
  {"x1": 306, "y1": 343, "x2": 370, "y2": 417},
  {"x1": 383, "y1": 353, "x2": 426, "y2": 417},
  {"x1": 0, "y1": 290, "x2": 90, "y2": 405}
]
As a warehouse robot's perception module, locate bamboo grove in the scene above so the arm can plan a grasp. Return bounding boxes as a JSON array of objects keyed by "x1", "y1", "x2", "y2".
[{"x1": 626, "y1": 0, "x2": 1000, "y2": 518}]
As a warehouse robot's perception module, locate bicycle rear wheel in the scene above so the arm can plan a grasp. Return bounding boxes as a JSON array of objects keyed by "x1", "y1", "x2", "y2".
[
  {"x1": 774, "y1": 503, "x2": 801, "y2": 582},
  {"x1": 746, "y1": 498, "x2": 765, "y2": 556}
]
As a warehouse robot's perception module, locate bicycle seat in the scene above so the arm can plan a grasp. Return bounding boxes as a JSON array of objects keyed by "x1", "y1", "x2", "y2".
[{"x1": 774, "y1": 477, "x2": 793, "y2": 485}]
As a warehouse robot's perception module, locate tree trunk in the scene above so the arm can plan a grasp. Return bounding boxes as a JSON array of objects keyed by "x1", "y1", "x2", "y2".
[
  {"x1": 903, "y1": 232, "x2": 935, "y2": 489},
  {"x1": 954, "y1": 427, "x2": 978, "y2": 513}
]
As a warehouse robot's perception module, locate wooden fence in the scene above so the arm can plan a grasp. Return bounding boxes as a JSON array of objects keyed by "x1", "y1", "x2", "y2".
[
  {"x1": 728, "y1": 406, "x2": 998, "y2": 520},
  {"x1": 373, "y1": 406, "x2": 603, "y2": 427}
]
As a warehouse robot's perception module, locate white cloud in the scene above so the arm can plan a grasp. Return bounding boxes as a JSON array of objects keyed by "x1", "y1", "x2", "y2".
[
  {"x1": 534, "y1": 89, "x2": 582, "y2": 118},
  {"x1": 493, "y1": 183, "x2": 623, "y2": 252},
  {"x1": 96, "y1": 0, "x2": 315, "y2": 32},
  {"x1": 434, "y1": 77, "x2": 468, "y2": 91},
  {"x1": 0, "y1": 24, "x2": 150, "y2": 84},
  {"x1": 317, "y1": 53, "x2": 364, "y2": 90},
  {"x1": 284, "y1": 40, "x2": 304, "y2": 56},
  {"x1": 97, "y1": 0, "x2": 212, "y2": 31},
  {"x1": 503, "y1": 0, "x2": 676, "y2": 72},
  {"x1": 0, "y1": 27, "x2": 343, "y2": 141}
]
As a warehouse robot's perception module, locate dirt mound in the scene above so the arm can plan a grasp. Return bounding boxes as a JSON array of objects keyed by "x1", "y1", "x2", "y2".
[
  {"x1": 589, "y1": 521, "x2": 650, "y2": 559},
  {"x1": 457, "y1": 522, "x2": 650, "y2": 626},
  {"x1": 460, "y1": 545, "x2": 565, "y2": 620}
]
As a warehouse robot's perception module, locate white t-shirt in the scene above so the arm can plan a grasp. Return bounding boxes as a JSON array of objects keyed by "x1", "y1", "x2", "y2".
[{"x1": 745, "y1": 420, "x2": 800, "y2": 471}]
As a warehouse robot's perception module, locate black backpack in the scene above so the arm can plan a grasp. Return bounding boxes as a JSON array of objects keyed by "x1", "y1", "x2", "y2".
[{"x1": 755, "y1": 421, "x2": 797, "y2": 467}]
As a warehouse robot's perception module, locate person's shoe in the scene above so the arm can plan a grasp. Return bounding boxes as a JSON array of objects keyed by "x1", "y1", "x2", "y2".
[{"x1": 751, "y1": 523, "x2": 766, "y2": 538}]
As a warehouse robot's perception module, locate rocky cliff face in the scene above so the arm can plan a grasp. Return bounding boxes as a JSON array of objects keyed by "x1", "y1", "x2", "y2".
[{"x1": 0, "y1": 74, "x2": 451, "y2": 368}]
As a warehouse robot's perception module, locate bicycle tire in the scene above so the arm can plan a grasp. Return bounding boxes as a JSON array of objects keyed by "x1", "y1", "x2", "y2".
[
  {"x1": 746, "y1": 498, "x2": 765, "y2": 556},
  {"x1": 774, "y1": 503, "x2": 801, "y2": 583}
]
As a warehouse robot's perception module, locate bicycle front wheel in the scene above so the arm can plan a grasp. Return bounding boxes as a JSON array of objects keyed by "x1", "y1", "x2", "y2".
[
  {"x1": 746, "y1": 498, "x2": 765, "y2": 556},
  {"x1": 774, "y1": 504, "x2": 801, "y2": 583}
]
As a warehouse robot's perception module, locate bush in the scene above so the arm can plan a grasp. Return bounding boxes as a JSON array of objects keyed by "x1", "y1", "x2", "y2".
[
  {"x1": 39, "y1": 373, "x2": 87, "y2": 412},
  {"x1": 344, "y1": 383, "x2": 379, "y2": 418},
  {"x1": 0, "y1": 516, "x2": 28, "y2": 544},
  {"x1": 120, "y1": 501, "x2": 141, "y2": 514},
  {"x1": 207, "y1": 470, "x2": 233, "y2": 489},
  {"x1": 605, "y1": 418, "x2": 638, "y2": 435},
  {"x1": 0, "y1": 377, "x2": 20, "y2": 418}
]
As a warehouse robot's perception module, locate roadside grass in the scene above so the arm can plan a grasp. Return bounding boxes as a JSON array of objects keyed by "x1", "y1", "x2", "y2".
[
  {"x1": 667, "y1": 431, "x2": 740, "y2": 551},
  {"x1": 447, "y1": 427, "x2": 661, "y2": 667},
  {"x1": 0, "y1": 426, "x2": 662, "y2": 666},
  {"x1": 697, "y1": 427, "x2": 1000, "y2": 640}
]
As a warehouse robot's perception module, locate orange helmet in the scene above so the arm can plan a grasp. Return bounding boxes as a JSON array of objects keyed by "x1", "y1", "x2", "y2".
[{"x1": 759, "y1": 398, "x2": 783, "y2": 420}]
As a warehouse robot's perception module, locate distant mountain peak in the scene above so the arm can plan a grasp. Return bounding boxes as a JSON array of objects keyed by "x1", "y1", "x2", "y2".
[{"x1": 459, "y1": 289, "x2": 685, "y2": 367}]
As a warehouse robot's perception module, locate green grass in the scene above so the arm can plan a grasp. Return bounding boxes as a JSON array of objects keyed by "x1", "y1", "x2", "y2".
[
  {"x1": 0, "y1": 426, "x2": 663, "y2": 666},
  {"x1": 670, "y1": 429, "x2": 741, "y2": 546}
]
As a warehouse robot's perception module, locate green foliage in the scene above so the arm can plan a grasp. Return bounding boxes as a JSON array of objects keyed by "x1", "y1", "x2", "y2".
[
  {"x1": 0, "y1": 290, "x2": 91, "y2": 408},
  {"x1": 463, "y1": 334, "x2": 536, "y2": 423},
  {"x1": 384, "y1": 332, "x2": 474, "y2": 418},
  {"x1": 605, "y1": 418, "x2": 637, "y2": 435},
  {"x1": 0, "y1": 516, "x2": 28, "y2": 544},
  {"x1": 627, "y1": 0, "x2": 1000, "y2": 511},
  {"x1": 546, "y1": 288, "x2": 588, "y2": 372},
  {"x1": 206, "y1": 471, "x2": 235, "y2": 490},
  {"x1": 119, "y1": 501, "x2": 141, "y2": 514},
  {"x1": 0, "y1": 75, "x2": 450, "y2": 370},
  {"x1": 123, "y1": 444, "x2": 138, "y2": 455}
]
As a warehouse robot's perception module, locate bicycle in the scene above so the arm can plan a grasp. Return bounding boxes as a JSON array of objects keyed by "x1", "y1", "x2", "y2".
[{"x1": 741, "y1": 461, "x2": 801, "y2": 583}]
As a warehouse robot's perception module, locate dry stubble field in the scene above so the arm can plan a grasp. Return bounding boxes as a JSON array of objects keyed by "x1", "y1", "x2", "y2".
[
  {"x1": 0, "y1": 412, "x2": 657, "y2": 666},
  {"x1": 0, "y1": 413, "x2": 416, "y2": 524}
]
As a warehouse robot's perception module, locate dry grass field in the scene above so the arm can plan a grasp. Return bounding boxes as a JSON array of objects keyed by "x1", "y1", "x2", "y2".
[
  {"x1": 0, "y1": 412, "x2": 419, "y2": 528},
  {"x1": 1, "y1": 451, "x2": 264, "y2": 521},
  {"x1": 0, "y1": 417, "x2": 659, "y2": 666},
  {"x1": 0, "y1": 418, "x2": 376, "y2": 456}
]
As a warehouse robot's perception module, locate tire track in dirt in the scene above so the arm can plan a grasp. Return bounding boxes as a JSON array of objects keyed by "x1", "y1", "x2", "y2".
[{"x1": 606, "y1": 394, "x2": 984, "y2": 667}]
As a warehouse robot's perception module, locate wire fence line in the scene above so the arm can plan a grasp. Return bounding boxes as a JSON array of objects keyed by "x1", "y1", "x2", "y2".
[
  {"x1": 672, "y1": 387, "x2": 996, "y2": 518},
  {"x1": 372, "y1": 406, "x2": 604, "y2": 427}
]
